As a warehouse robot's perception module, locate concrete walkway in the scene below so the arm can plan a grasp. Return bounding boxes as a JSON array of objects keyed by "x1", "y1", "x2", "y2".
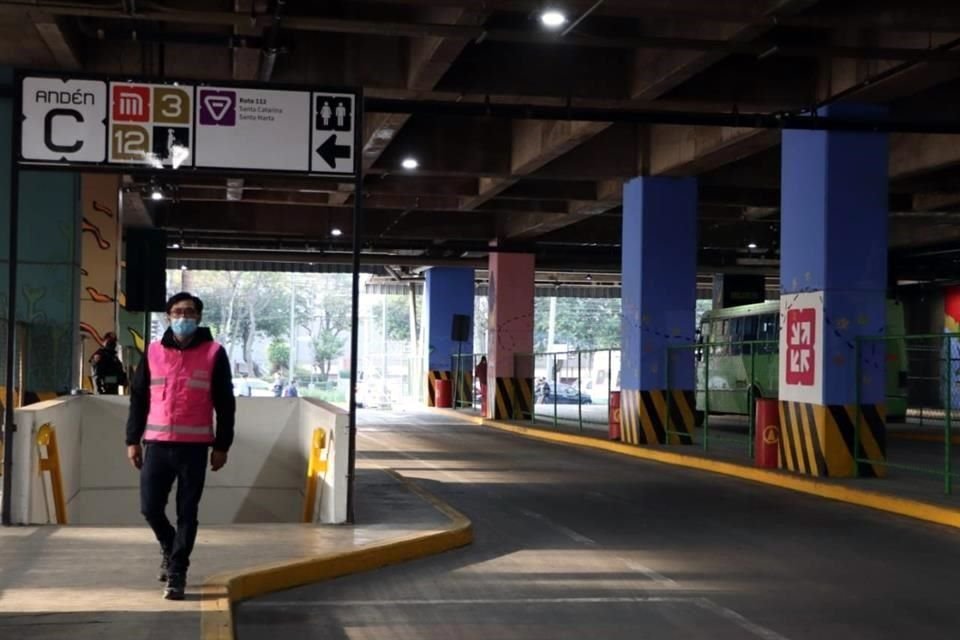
[{"x1": 0, "y1": 466, "x2": 454, "y2": 640}]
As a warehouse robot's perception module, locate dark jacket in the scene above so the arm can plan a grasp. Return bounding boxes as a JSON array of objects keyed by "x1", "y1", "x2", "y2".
[{"x1": 125, "y1": 327, "x2": 236, "y2": 452}]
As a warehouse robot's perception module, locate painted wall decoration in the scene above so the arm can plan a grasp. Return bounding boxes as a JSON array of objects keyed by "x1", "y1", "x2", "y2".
[{"x1": 79, "y1": 174, "x2": 121, "y2": 391}]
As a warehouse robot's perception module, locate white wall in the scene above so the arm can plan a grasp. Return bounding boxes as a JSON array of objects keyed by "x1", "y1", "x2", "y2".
[
  {"x1": 11, "y1": 395, "x2": 349, "y2": 525},
  {"x1": 299, "y1": 398, "x2": 350, "y2": 524}
]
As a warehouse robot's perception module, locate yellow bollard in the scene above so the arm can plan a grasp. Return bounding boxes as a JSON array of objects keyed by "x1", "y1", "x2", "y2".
[
  {"x1": 36, "y1": 423, "x2": 67, "y2": 524},
  {"x1": 301, "y1": 428, "x2": 328, "y2": 523}
]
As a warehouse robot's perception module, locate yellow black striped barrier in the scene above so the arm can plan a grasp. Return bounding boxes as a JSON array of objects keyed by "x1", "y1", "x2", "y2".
[
  {"x1": 494, "y1": 377, "x2": 533, "y2": 420},
  {"x1": 426, "y1": 370, "x2": 451, "y2": 407},
  {"x1": 778, "y1": 401, "x2": 886, "y2": 477},
  {"x1": 619, "y1": 389, "x2": 695, "y2": 445}
]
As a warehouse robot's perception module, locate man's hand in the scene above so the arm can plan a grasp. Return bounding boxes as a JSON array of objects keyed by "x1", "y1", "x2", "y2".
[
  {"x1": 127, "y1": 444, "x2": 143, "y2": 470},
  {"x1": 210, "y1": 449, "x2": 228, "y2": 472}
]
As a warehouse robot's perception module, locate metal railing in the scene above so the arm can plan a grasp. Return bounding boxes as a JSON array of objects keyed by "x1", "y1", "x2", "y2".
[{"x1": 857, "y1": 334, "x2": 960, "y2": 495}]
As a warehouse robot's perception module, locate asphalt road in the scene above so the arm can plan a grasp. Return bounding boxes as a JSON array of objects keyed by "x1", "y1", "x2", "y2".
[{"x1": 237, "y1": 409, "x2": 960, "y2": 639}]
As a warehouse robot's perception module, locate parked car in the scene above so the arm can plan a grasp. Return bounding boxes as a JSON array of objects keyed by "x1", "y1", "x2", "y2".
[
  {"x1": 232, "y1": 377, "x2": 274, "y2": 397},
  {"x1": 553, "y1": 382, "x2": 592, "y2": 404}
]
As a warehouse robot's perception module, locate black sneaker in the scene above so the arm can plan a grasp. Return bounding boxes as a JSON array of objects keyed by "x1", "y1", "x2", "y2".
[
  {"x1": 163, "y1": 573, "x2": 186, "y2": 600},
  {"x1": 158, "y1": 552, "x2": 170, "y2": 582}
]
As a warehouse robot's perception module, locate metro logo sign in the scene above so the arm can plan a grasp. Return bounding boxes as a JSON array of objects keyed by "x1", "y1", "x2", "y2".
[
  {"x1": 112, "y1": 85, "x2": 150, "y2": 122},
  {"x1": 786, "y1": 308, "x2": 816, "y2": 385}
]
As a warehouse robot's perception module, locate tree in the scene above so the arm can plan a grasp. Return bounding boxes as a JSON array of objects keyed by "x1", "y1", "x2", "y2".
[
  {"x1": 534, "y1": 296, "x2": 621, "y2": 352},
  {"x1": 372, "y1": 295, "x2": 412, "y2": 341},
  {"x1": 311, "y1": 279, "x2": 352, "y2": 377},
  {"x1": 178, "y1": 270, "x2": 312, "y2": 376},
  {"x1": 268, "y1": 339, "x2": 289, "y2": 373}
]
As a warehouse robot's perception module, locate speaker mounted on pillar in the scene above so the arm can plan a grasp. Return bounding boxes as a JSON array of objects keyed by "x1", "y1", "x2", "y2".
[
  {"x1": 125, "y1": 228, "x2": 167, "y2": 312},
  {"x1": 451, "y1": 314, "x2": 471, "y2": 343}
]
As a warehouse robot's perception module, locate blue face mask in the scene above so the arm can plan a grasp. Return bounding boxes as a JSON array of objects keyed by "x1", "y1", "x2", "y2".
[{"x1": 171, "y1": 317, "x2": 198, "y2": 338}]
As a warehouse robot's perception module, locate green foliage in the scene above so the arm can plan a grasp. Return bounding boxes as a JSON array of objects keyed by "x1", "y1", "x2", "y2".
[
  {"x1": 267, "y1": 339, "x2": 289, "y2": 373},
  {"x1": 534, "y1": 297, "x2": 621, "y2": 352},
  {"x1": 372, "y1": 295, "x2": 413, "y2": 341}
]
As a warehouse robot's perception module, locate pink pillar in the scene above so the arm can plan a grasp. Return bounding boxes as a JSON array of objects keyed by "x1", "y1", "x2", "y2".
[{"x1": 486, "y1": 252, "x2": 534, "y2": 419}]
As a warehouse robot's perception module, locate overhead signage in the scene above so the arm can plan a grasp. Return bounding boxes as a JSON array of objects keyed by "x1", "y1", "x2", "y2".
[
  {"x1": 17, "y1": 74, "x2": 359, "y2": 178},
  {"x1": 311, "y1": 92, "x2": 355, "y2": 174},
  {"x1": 194, "y1": 86, "x2": 311, "y2": 172},
  {"x1": 21, "y1": 77, "x2": 107, "y2": 163},
  {"x1": 108, "y1": 82, "x2": 194, "y2": 169}
]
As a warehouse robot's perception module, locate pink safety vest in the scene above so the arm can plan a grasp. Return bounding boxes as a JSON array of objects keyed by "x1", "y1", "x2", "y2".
[{"x1": 144, "y1": 340, "x2": 221, "y2": 444}]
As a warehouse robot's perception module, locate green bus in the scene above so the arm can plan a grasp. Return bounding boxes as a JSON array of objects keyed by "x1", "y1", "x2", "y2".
[{"x1": 695, "y1": 300, "x2": 907, "y2": 421}]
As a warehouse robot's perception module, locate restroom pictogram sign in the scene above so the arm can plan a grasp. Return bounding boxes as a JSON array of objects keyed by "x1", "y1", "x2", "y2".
[{"x1": 785, "y1": 308, "x2": 816, "y2": 386}]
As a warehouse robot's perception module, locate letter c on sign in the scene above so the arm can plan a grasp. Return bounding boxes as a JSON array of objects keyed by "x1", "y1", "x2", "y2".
[{"x1": 44, "y1": 108, "x2": 84, "y2": 154}]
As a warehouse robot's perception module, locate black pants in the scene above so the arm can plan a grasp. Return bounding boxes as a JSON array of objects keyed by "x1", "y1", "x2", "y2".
[{"x1": 140, "y1": 443, "x2": 208, "y2": 576}]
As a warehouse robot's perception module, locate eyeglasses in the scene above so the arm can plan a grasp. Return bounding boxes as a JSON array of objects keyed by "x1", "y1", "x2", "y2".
[{"x1": 169, "y1": 308, "x2": 199, "y2": 318}]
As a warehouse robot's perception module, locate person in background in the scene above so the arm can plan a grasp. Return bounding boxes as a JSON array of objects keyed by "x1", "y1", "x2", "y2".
[
  {"x1": 283, "y1": 380, "x2": 298, "y2": 397},
  {"x1": 475, "y1": 356, "x2": 488, "y2": 414},
  {"x1": 237, "y1": 373, "x2": 252, "y2": 397},
  {"x1": 272, "y1": 372, "x2": 284, "y2": 397},
  {"x1": 90, "y1": 332, "x2": 127, "y2": 394},
  {"x1": 125, "y1": 292, "x2": 235, "y2": 601}
]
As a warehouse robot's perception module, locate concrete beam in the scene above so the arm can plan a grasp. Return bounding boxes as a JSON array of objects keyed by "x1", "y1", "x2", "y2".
[
  {"x1": 913, "y1": 191, "x2": 960, "y2": 211},
  {"x1": 650, "y1": 125, "x2": 779, "y2": 176},
  {"x1": 890, "y1": 134, "x2": 960, "y2": 180},
  {"x1": 29, "y1": 11, "x2": 81, "y2": 70},
  {"x1": 362, "y1": 7, "x2": 487, "y2": 171}
]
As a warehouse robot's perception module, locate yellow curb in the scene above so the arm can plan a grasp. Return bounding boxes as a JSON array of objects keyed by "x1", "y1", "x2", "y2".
[
  {"x1": 433, "y1": 407, "x2": 960, "y2": 531},
  {"x1": 200, "y1": 469, "x2": 473, "y2": 640}
]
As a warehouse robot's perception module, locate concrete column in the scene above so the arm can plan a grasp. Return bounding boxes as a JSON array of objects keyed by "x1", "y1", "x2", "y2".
[
  {"x1": 620, "y1": 176, "x2": 698, "y2": 445},
  {"x1": 486, "y1": 252, "x2": 534, "y2": 419},
  {"x1": 1, "y1": 80, "x2": 83, "y2": 401},
  {"x1": 79, "y1": 175, "x2": 121, "y2": 391},
  {"x1": 778, "y1": 104, "x2": 888, "y2": 477},
  {"x1": 423, "y1": 267, "x2": 475, "y2": 406}
]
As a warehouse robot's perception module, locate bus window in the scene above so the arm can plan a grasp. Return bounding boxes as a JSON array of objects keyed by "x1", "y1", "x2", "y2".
[
  {"x1": 758, "y1": 314, "x2": 778, "y2": 353},
  {"x1": 730, "y1": 318, "x2": 742, "y2": 355}
]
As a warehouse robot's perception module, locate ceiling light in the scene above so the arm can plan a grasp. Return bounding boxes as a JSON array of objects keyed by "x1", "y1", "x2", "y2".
[
  {"x1": 180, "y1": 265, "x2": 188, "y2": 271},
  {"x1": 171, "y1": 243, "x2": 181, "y2": 249},
  {"x1": 747, "y1": 242, "x2": 758, "y2": 249},
  {"x1": 586, "y1": 274, "x2": 593, "y2": 281},
  {"x1": 331, "y1": 228, "x2": 343, "y2": 237},
  {"x1": 401, "y1": 157, "x2": 419, "y2": 170},
  {"x1": 540, "y1": 9, "x2": 567, "y2": 28},
  {"x1": 150, "y1": 188, "x2": 164, "y2": 201}
]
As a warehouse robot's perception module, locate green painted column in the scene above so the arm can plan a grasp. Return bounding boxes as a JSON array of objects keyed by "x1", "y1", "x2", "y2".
[{"x1": 1, "y1": 70, "x2": 83, "y2": 398}]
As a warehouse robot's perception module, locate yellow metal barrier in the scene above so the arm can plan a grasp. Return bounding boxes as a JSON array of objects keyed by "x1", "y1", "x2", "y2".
[
  {"x1": 301, "y1": 428, "x2": 329, "y2": 523},
  {"x1": 36, "y1": 423, "x2": 67, "y2": 524}
]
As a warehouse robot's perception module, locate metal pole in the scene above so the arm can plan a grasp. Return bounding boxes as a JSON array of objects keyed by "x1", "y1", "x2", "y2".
[
  {"x1": 577, "y1": 351, "x2": 583, "y2": 432},
  {"x1": 552, "y1": 353, "x2": 558, "y2": 428},
  {"x1": 3, "y1": 78, "x2": 20, "y2": 525},
  {"x1": 749, "y1": 344, "x2": 756, "y2": 459},
  {"x1": 664, "y1": 347, "x2": 672, "y2": 443},
  {"x1": 346, "y1": 88, "x2": 364, "y2": 525},
  {"x1": 854, "y1": 338, "x2": 862, "y2": 478},
  {"x1": 946, "y1": 336, "x2": 953, "y2": 495},
  {"x1": 703, "y1": 345, "x2": 710, "y2": 453},
  {"x1": 288, "y1": 271, "x2": 296, "y2": 384}
]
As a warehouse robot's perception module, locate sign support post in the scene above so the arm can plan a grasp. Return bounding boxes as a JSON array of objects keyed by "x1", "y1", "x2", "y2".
[
  {"x1": 346, "y1": 88, "x2": 363, "y2": 524},
  {"x1": 3, "y1": 79, "x2": 21, "y2": 526}
]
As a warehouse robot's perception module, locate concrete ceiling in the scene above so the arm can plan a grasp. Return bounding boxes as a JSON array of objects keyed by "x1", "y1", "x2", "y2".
[{"x1": 4, "y1": 0, "x2": 960, "y2": 285}]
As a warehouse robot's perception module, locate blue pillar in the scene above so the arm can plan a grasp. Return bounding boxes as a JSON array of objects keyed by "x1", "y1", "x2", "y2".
[
  {"x1": 778, "y1": 104, "x2": 888, "y2": 477},
  {"x1": 620, "y1": 177, "x2": 697, "y2": 445},
  {"x1": 423, "y1": 267, "x2": 475, "y2": 406}
]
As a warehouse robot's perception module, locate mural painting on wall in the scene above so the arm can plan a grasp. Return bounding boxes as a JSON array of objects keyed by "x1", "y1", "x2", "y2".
[{"x1": 79, "y1": 175, "x2": 121, "y2": 391}]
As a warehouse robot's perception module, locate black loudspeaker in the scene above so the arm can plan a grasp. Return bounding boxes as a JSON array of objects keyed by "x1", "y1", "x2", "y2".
[
  {"x1": 451, "y1": 314, "x2": 471, "y2": 342},
  {"x1": 125, "y1": 228, "x2": 167, "y2": 312}
]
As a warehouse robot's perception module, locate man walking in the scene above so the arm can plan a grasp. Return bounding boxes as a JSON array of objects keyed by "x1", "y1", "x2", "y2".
[{"x1": 125, "y1": 292, "x2": 235, "y2": 600}]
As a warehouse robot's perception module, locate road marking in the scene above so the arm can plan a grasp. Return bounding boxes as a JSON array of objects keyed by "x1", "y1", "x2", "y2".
[
  {"x1": 514, "y1": 507, "x2": 598, "y2": 546},
  {"x1": 622, "y1": 560, "x2": 678, "y2": 587},
  {"x1": 694, "y1": 598, "x2": 793, "y2": 640},
  {"x1": 245, "y1": 596, "x2": 697, "y2": 607}
]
